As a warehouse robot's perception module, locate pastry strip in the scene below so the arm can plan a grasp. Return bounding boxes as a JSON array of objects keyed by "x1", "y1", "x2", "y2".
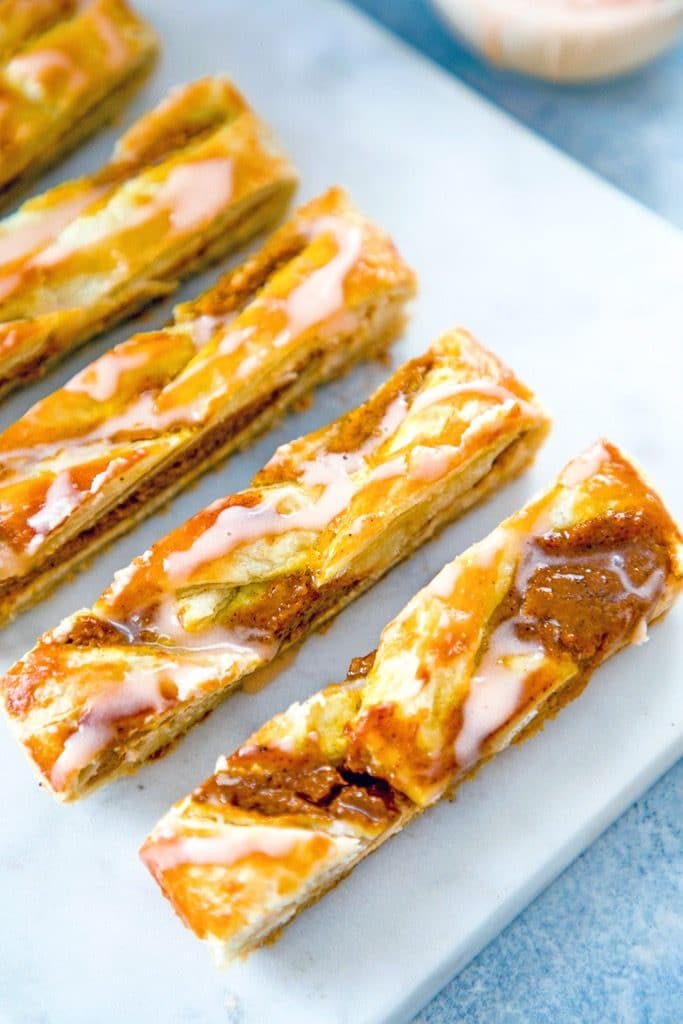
[
  {"x1": 0, "y1": 0, "x2": 158, "y2": 205},
  {"x1": 1, "y1": 328, "x2": 550, "y2": 799},
  {"x1": 0, "y1": 187, "x2": 417, "y2": 624},
  {"x1": 0, "y1": 75, "x2": 297, "y2": 396},
  {"x1": 139, "y1": 441, "x2": 683, "y2": 964}
]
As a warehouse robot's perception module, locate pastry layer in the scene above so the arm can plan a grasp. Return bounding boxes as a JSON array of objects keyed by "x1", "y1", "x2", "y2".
[
  {"x1": 0, "y1": 187, "x2": 417, "y2": 623},
  {"x1": 0, "y1": 0, "x2": 158, "y2": 204},
  {"x1": 0, "y1": 75, "x2": 298, "y2": 395},
  {"x1": 139, "y1": 440, "x2": 683, "y2": 964},
  {"x1": 1, "y1": 328, "x2": 550, "y2": 800}
]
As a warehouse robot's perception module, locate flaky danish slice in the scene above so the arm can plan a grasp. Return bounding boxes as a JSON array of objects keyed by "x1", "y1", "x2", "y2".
[
  {"x1": 0, "y1": 75, "x2": 298, "y2": 396},
  {"x1": 1, "y1": 329, "x2": 550, "y2": 799},
  {"x1": 0, "y1": 188, "x2": 417, "y2": 625},
  {"x1": 139, "y1": 441, "x2": 683, "y2": 964},
  {"x1": 0, "y1": 0, "x2": 158, "y2": 206}
]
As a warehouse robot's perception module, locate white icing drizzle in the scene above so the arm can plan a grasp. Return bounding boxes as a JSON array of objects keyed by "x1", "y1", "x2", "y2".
[
  {"x1": 141, "y1": 825, "x2": 323, "y2": 875},
  {"x1": 632, "y1": 616, "x2": 649, "y2": 645},
  {"x1": 410, "y1": 378, "x2": 528, "y2": 416},
  {"x1": 0, "y1": 273, "x2": 21, "y2": 304},
  {"x1": 427, "y1": 560, "x2": 463, "y2": 601},
  {"x1": 6, "y1": 49, "x2": 87, "y2": 98},
  {"x1": 89, "y1": 455, "x2": 129, "y2": 496},
  {"x1": 273, "y1": 216, "x2": 363, "y2": 348},
  {"x1": 163, "y1": 394, "x2": 410, "y2": 582},
  {"x1": 235, "y1": 351, "x2": 262, "y2": 380},
  {"x1": 78, "y1": 391, "x2": 178, "y2": 440},
  {"x1": 89, "y1": 4, "x2": 130, "y2": 67},
  {"x1": 26, "y1": 470, "x2": 80, "y2": 548},
  {"x1": 190, "y1": 312, "x2": 237, "y2": 349},
  {"x1": 33, "y1": 157, "x2": 234, "y2": 269},
  {"x1": 217, "y1": 324, "x2": 255, "y2": 357},
  {"x1": 50, "y1": 668, "x2": 171, "y2": 790},
  {"x1": 368, "y1": 456, "x2": 405, "y2": 484},
  {"x1": 49, "y1": 657, "x2": 231, "y2": 790},
  {"x1": 559, "y1": 440, "x2": 610, "y2": 488},
  {"x1": 158, "y1": 160, "x2": 234, "y2": 233},
  {"x1": 0, "y1": 188, "x2": 105, "y2": 269},
  {"x1": 408, "y1": 444, "x2": 460, "y2": 483},
  {"x1": 145, "y1": 596, "x2": 278, "y2": 658},
  {"x1": 163, "y1": 468, "x2": 353, "y2": 583},
  {"x1": 65, "y1": 347, "x2": 151, "y2": 402},
  {"x1": 455, "y1": 619, "x2": 546, "y2": 769},
  {"x1": 375, "y1": 392, "x2": 409, "y2": 440}
]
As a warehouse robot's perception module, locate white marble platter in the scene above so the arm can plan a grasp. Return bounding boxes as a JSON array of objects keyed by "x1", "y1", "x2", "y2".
[{"x1": 0, "y1": 2, "x2": 682, "y2": 1022}]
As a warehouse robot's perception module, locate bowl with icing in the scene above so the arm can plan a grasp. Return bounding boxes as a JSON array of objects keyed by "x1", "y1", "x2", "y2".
[{"x1": 432, "y1": 0, "x2": 683, "y2": 80}]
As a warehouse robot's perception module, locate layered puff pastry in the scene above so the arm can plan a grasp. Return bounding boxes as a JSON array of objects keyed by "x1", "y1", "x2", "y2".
[
  {"x1": 1, "y1": 329, "x2": 550, "y2": 800},
  {"x1": 0, "y1": 187, "x2": 417, "y2": 625},
  {"x1": 139, "y1": 441, "x2": 683, "y2": 965},
  {"x1": 0, "y1": 0, "x2": 158, "y2": 205},
  {"x1": 0, "y1": 75, "x2": 298, "y2": 396}
]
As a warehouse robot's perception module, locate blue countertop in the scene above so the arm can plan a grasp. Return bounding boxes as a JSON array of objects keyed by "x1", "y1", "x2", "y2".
[{"x1": 347, "y1": 3, "x2": 683, "y2": 1022}]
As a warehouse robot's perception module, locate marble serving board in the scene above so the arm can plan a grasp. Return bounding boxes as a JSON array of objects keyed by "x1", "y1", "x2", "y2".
[{"x1": 1, "y1": 2, "x2": 682, "y2": 1023}]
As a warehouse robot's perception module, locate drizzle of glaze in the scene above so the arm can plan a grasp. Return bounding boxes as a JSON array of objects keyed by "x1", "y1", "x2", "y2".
[
  {"x1": 26, "y1": 470, "x2": 79, "y2": 548},
  {"x1": 408, "y1": 444, "x2": 460, "y2": 483},
  {"x1": 89, "y1": 4, "x2": 130, "y2": 68},
  {"x1": 559, "y1": 440, "x2": 610, "y2": 488},
  {"x1": 454, "y1": 619, "x2": 545, "y2": 769},
  {"x1": 632, "y1": 616, "x2": 649, "y2": 645},
  {"x1": 162, "y1": 467, "x2": 353, "y2": 584},
  {"x1": 217, "y1": 325, "x2": 255, "y2": 358},
  {"x1": 410, "y1": 378, "x2": 529, "y2": 416},
  {"x1": 0, "y1": 273, "x2": 21, "y2": 305},
  {"x1": 140, "y1": 824, "x2": 342, "y2": 876},
  {"x1": 158, "y1": 160, "x2": 234, "y2": 233},
  {"x1": 48, "y1": 655, "x2": 235, "y2": 790},
  {"x1": 190, "y1": 312, "x2": 237, "y2": 349},
  {"x1": 427, "y1": 560, "x2": 464, "y2": 601},
  {"x1": 64, "y1": 346, "x2": 151, "y2": 402},
  {"x1": 162, "y1": 393, "x2": 410, "y2": 583},
  {"x1": 139, "y1": 597, "x2": 279, "y2": 659},
  {"x1": 235, "y1": 351, "x2": 262, "y2": 380},
  {"x1": 50, "y1": 667, "x2": 171, "y2": 789},
  {"x1": 6, "y1": 49, "x2": 88, "y2": 99},
  {"x1": 32, "y1": 157, "x2": 234, "y2": 269},
  {"x1": 368, "y1": 456, "x2": 405, "y2": 484},
  {"x1": 0, "y1": 188, "x2": 105, "y2": 269},
  {"x1": 274, "y1": 216, "x2": 363, "y2": 348}
]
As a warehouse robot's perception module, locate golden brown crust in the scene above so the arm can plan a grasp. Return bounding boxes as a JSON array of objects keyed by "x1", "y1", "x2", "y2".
[
  {"x1": 0, "y1": 188, "x2": 417, "y2": 624},
  {"x1": 0, "y1": 75, "x2": 298, "y2": 396},
  {"x1": 139, "y1": 441, "x2": 683, "y2": 964},
  {"x1": 1, "y1": 327, "x2": 548, "y2": 801},
  {"x1": 0, "y1": 0, "x2": 158, "y2": 202}
]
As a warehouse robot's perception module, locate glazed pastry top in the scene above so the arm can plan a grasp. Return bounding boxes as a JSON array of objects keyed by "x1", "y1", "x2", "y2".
[
  {"x1": 0, "y1": 187, "x2": 416, "y2": 584},
  {"x1": 139, "y1": 441, "x2": 683, "y2": 951},
  {"x1": 1, "y1": 327, "x2": 547, "y2": 797},
  {"x1": 0, "y1": 0, "x2": 158, "y2": 189}
]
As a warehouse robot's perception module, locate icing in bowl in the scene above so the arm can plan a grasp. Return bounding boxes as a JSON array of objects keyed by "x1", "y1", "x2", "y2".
[{"x1": 432, "y1": 0, "x2": 683, "y2": 80}]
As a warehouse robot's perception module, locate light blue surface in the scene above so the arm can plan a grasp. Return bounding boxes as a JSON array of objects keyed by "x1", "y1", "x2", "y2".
[{"x1": 345, "y1": 3, "x2": 683, "y2": 1021}]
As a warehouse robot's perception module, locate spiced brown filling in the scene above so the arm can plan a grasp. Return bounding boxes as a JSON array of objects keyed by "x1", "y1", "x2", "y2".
[
  {"x1": 492, "y1": 509, "x2": 671, "y2": 671},
  {"x1": 196, "y1": 763, "x2": 401, "y2": 828}
]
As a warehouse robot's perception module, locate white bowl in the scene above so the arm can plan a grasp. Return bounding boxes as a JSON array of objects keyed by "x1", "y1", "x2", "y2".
[{"x1": 432, "y1": 0, "x2": 683, "y2": 81}]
